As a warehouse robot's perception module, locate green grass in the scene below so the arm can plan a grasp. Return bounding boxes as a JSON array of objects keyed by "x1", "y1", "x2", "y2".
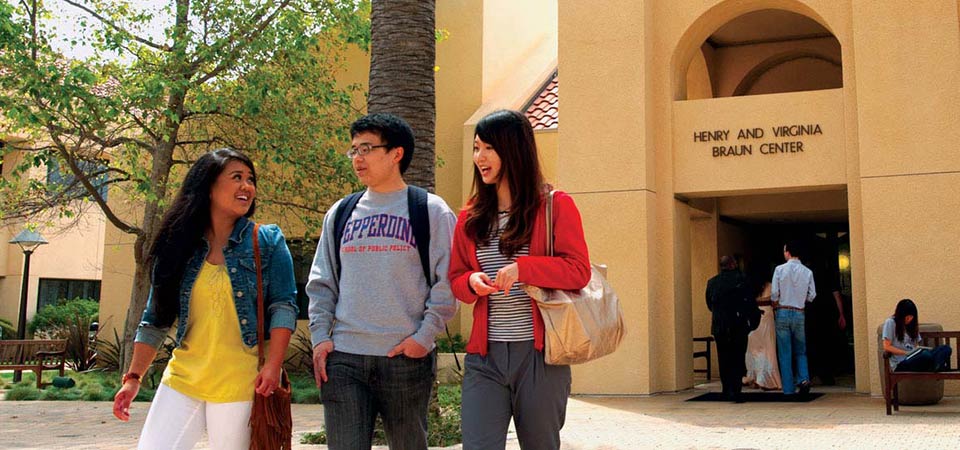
[
  {"x1": 288, "y1": 372, "x2": 321, "y2": 404},
  {"x1": 2, "y1": 370, "x2": 317, "y2": 404},
  {"x1": 0, "y1": 370, "x2": 156, "y2": 402}
]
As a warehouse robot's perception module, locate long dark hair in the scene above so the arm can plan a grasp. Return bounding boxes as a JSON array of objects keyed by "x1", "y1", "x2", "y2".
[
  {"x1": 148, "y1": 148, "x2": 257, "y2": 327},
  {"x1": 893, "y1": 298, "x2": 919, "y2": 342},
  {"x1": 464, "y1": 110, "x2": 545, "y2": 257}
]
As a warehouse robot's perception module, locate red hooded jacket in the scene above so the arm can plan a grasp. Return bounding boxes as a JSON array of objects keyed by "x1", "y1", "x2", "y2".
[{"x1": 448, "y1": 191, "x2": 591, "y2": 356}]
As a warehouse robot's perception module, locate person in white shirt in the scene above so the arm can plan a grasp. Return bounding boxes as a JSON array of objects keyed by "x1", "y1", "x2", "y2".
[{"x1": 771, "y1": 241, "x2": 816, "y2": 395}]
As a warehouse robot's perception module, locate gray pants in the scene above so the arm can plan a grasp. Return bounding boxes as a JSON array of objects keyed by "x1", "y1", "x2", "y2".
[{"x1": 461, "y1": 341, "x2": 571, "y2": 450}]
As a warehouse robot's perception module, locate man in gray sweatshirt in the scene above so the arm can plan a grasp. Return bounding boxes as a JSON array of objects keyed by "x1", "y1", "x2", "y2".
[{"x1": 306, "y1": 113, "x2": 457, "y2": 450}]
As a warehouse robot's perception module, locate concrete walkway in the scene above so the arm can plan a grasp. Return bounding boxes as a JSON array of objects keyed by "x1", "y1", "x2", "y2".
[{"x1": 2, "y1": 390, "x2": 960, "y2": 449}]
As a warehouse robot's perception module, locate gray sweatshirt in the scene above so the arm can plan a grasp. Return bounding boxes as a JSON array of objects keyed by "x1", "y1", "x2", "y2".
[{"x1": 306, "y1": 186, "x2": 458, "y2": 355}]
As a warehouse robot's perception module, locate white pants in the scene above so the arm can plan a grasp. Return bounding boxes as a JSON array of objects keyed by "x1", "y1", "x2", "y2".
[{"x1": 138, "y1": 383, "x2": 252, "y2": 450}]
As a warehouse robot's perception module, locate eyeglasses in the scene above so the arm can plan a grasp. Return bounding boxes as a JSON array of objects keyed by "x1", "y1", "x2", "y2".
[{"x1": 346, "y1": 143, "x2": 390, "y2": 159}]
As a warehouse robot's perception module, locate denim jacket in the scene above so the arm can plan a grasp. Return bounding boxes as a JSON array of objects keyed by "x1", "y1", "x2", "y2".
[{"x1": 134, "y1": 217, "x2": 299, "y2": 349}]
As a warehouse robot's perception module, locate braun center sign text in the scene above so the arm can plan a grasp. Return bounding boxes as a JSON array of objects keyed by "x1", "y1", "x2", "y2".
[{"x1": 692, "y1": 124, "x2": 823, "y2": 157}]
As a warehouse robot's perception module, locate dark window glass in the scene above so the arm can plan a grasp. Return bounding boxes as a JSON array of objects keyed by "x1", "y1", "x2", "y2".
[
  {"x1": 37, "y1": 278, "x2": 102, "y2": 311},
  {"x1": 46, "y1": 158, "x2": 109, "y2": 201}
]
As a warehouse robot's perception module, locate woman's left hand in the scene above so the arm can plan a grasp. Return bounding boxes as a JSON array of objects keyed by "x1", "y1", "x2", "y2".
[
  {"x1": 254, "y1": 362, "x2": 282, "y2": 397},
  {"x1": 495, "y1": 262, "x2": 520, "y2": 295}
]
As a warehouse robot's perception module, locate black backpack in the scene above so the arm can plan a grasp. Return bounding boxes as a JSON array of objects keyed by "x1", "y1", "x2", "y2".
[{"x1": 333, "y1": 185, "x2": 431, "y2": 284}]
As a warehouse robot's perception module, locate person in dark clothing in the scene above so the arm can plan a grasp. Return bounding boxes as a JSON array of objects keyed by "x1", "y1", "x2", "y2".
[{"x1": 706, "y1": 255, "x2": 752, "y2": 402}]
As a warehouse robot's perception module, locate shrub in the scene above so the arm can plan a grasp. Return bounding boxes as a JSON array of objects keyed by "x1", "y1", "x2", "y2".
[
  {"x1": 93, "y1": 328, "x2": 126, "y2": 372},
  {"x1": 6, "y1": 385, "x2": 41, "y2": 401},
  {"x1": 289, "y1": 373, "x2": 321, "y2": 404},
  {"x1": 285, "y1": 330, "x2": 315, "y2": 376},
  {"x1": 94, "y1": 328, "x2": 174, "y2": 390},
  {"x1": 436, "y1": 333, "x2": 466, "y2": 353},
  {"x1": 28, "y1": 298, "x2": 99, "y2": 335},
  {"x1": 0, "y1": 317, "x2": 15, "y2": 339}
]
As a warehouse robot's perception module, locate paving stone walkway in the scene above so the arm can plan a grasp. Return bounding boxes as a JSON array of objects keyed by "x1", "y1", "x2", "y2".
[{"x1": 2, "y1": 390, "x2": 960, "y2": 449}]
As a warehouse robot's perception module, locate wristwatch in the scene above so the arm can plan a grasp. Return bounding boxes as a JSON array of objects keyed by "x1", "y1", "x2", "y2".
[{"x1": 122, "y1": 372, "x2": 142, "y2": 385}]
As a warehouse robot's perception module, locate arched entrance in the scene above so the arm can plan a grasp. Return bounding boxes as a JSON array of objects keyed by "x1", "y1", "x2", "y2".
[{"x1": 672, "y1": 6, "x2": 856, "y2": 391}]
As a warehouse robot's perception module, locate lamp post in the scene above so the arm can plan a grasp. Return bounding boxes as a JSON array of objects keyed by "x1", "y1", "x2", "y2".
[{"x1": 9, "y1": 229, "x2": 47, "y2": 383}]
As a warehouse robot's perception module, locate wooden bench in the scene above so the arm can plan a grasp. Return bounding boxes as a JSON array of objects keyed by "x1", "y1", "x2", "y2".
[
  {"x1": 883, "y1": 331, "x2": 960, "y2": 415},
  {"x1": 693, "y1": 336, "x2": 714, "y2": 381},
  {"x1": 0, "y1": 339, "x2": 68, "y2": 389}
]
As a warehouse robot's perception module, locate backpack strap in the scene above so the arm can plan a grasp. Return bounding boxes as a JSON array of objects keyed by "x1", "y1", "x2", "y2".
[
  {"x1": 333, "y1": 190, "x2": 365, "y2": 280},
  {"x1": 333, "y1": 187, "x2": 432, "y2": 285},
  {"x1": 407, "y1": 185, "x2": 431, "y2": 286}
]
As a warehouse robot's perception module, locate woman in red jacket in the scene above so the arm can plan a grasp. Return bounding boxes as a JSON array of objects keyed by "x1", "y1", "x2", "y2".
[{"x1": 449, "y1": 109, "x2": 591, "y2": 450}]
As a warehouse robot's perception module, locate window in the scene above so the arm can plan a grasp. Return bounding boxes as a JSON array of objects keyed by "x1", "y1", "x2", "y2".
[
  {"x1": 286, "y1": 238, "x2": 320, "y2": 320},
  {"x1": 46, "y1": 158, "x2": 109, "y2": 201},
  {"x1": 37, "y1": 278, "x2": 102, "y2": 311}
]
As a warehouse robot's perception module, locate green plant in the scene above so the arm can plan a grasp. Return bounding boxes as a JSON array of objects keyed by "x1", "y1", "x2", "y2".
[
  {"x1": 5, "y1": 385, "x2": 41, "y2": 400},
  {"x1": 28, "y1": 298, "x2": 99, "y2": 335},
  {"x1": 93, "y1": 328, "x2": 126, "y2": 372},
  {"x1": 428, "y1": 384, "x2": 463, "y2": 446},
  {"x1": 0, "y1": 317, "x2": 15, "y2": 339},
  {"x1": 63, "y1": 311, "x2": 100, "y2": 371},
  {"x1": 300, "y1": 432, "x2": 326, "y2": 445},
  {"x1": 142, "y1": 336, "x2": 176, "y2": 390},
  {"x1": 288, "y1": 372, "x2": 321, "y2": 404},
  {"x1": 285, "y1": 330, "x2": 315, "y2": 376},
  {"x1": 0, "y1": 370, "x2": 156, "y2": 402},
  {"x1": 94, "y1": 327, "x2": 173, "y2": 389},
  {"x1": 436, "y1": 332, "x2": 466, "y2": 353}
]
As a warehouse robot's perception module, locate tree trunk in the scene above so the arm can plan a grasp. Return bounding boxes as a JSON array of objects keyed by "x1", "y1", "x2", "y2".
[
  {"x1": 368, "y1": 0, "x2": 436, "y2": 192},
  {"x1": 120, "y1": 137, "x2": 178, "y2": 370}
]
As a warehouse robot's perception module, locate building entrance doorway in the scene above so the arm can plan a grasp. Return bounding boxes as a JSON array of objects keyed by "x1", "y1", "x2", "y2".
[
  {"x1": 718, "y1": 218, "x2": 855, "y2": 389},
  {"x1": 700, "y1": 187, "x2": 855, "y2": 390}
]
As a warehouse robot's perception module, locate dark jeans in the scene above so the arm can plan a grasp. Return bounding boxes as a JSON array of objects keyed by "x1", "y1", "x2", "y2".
[
  {"x1": 895, "y1": 345, "x2": 953, "y2": 372},
  {"x1": 321, "y1": 350, "x2": 436, "y2": 450},
  {"x1": 715, "y1": 332, "x2": 748, "y2": 398}
]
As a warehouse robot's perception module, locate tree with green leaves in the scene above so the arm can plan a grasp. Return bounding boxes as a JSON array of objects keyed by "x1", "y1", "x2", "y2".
[
  {"x1": 368, "y1": 0, "x2": 435, "y2": 191},
  {"x1": 0, "y1": 0, "x2": 370, "y2": 368}
]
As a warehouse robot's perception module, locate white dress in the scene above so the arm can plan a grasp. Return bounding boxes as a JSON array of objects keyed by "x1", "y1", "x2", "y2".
[{"x1": 743, "y1": 283, "x2": 782, "y2": 390}]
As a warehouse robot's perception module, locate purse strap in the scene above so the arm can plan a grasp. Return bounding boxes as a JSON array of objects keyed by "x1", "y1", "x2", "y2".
[
  {"x1": 545, "y1": 190, "x2": 555, "y2": 257},
  {"x1": 252, "y1": 223, "x2": 266, "y2": 369}
]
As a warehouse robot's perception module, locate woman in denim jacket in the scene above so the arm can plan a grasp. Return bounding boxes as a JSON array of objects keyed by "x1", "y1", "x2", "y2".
[{"x1": 112, "y1": 148, "x2": 298, "y2": 449}]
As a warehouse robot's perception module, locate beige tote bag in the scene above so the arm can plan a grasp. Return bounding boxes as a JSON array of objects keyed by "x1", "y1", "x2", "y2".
[{"x1": 522, "y1": 191, "x2": 625, "y2": 365}]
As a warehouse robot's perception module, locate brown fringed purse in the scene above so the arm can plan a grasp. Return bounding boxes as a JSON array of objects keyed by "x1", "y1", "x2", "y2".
[{"x1": 249, "y1": 223, "x2": 293, "y2": 450}]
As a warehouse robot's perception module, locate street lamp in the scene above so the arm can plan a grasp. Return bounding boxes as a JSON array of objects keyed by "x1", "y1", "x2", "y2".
[{"x1": 9, "y1": 229, "x2": 47, "y2": 383}]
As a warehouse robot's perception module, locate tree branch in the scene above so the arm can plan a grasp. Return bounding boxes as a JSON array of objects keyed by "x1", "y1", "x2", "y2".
[
  {"x1": 47, "y1": 130, "x2": 142, "y2": 236},
  {"x1": 192, "y1": 0, "x2": 294, "y2": 85},
  {"x1": 62, "y1": 0, "x2": 171, "y2": 52},
  {"x1": 174, "y1": 138, "x2": 228, "y2": 147}
]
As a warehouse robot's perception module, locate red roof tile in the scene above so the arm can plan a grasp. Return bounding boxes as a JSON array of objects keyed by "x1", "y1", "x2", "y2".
[{"x1": 524, "y1": 72, "x2": 558, "y2": 130}]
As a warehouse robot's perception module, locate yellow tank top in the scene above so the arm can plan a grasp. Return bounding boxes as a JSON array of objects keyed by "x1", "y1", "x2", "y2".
[{"x1": 163, "y1": 261, "x2": 259, "y2": 403}]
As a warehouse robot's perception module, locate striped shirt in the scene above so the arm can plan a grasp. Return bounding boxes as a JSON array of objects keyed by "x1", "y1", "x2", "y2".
[{"x1": 476, "y1": 213, "x2": 533, "y2": 341}]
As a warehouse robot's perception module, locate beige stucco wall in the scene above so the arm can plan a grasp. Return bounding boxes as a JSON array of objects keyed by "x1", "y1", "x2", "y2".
[
  {"x1": 709, "y1": 37, "x2": 841, "y2": 97},
  {"x1": 673, "y1": 89, "x2": 846, "y2": 196},
  {"x1": 481, "y1": 0, "x2": 557, "y2": 106},
  {"x1": 852, "y1": 0, "x2": 960, "y2": 395},
  {"x1": 558, "y1": 0, "x2": 656, "y2": 394}
]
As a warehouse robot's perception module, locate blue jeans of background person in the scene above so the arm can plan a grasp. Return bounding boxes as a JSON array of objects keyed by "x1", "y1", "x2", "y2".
[
  {"x1": 775, "y1": 309, "x2": 809, "y2": 394},
  {"x1": 320, "y1": 350, "x2": 436, "y2": 450},
  {"x1": 895, "y1": 345, "x2": 953, "y2": 372}
]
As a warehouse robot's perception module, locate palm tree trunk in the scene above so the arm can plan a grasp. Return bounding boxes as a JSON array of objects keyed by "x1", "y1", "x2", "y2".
[{"x1": 368, "y1": 0, "x2": 436, "y2": 192}]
